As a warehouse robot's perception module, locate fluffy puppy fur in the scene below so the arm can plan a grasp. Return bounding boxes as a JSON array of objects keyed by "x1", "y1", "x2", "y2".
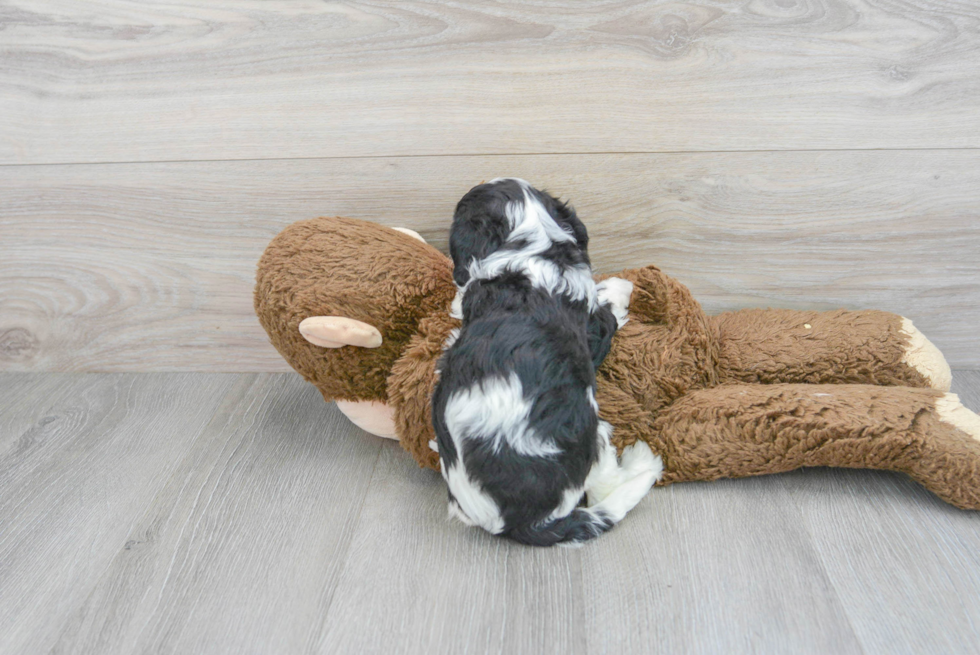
[{"x1": 432, "y1": 178, "x2": 661, "y2": 546}]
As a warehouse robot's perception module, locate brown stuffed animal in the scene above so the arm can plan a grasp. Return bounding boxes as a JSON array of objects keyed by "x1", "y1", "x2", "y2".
[{"x1": 254, "y1": 216, "x2": 980, "y2": 510}]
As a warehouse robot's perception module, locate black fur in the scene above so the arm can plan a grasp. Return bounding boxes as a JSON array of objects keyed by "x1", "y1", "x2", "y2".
[{"x1": 433, "y1": 179, "x2": 623, "y2": 546}]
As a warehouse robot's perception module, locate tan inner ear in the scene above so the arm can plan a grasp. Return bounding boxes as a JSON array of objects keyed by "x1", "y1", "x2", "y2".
[
  {"x1": 392, "y1": 227, "x2": 426, "y2": 243},
  {"x1": 299, "y1": 316, "x2": 383, "y2": 348}
]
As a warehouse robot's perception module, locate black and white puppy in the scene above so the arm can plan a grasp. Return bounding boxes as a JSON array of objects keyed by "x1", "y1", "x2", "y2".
[{"x1": 431, "y1": 178, "x2": 662, "y2": 546}]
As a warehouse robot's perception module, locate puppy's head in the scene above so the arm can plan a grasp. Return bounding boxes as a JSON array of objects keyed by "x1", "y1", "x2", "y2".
[{"x1": 449, "y1": 178, "x2": 589, "y2": 288}]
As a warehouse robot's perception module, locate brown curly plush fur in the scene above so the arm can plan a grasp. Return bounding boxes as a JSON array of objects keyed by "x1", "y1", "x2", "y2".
[
  {"x1": 255, "y1": 217, "x2": 455, "y2": 404},
  {"x1": 255, "y1": 216, "x2": 980, "y2": 510}
]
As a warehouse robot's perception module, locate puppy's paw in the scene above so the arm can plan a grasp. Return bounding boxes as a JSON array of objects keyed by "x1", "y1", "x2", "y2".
[
  {"x1": 620, "y1": 440, "x2": 663, "y2": 482},
  {"x1": 596, "y1": 277, "x2": 633, "y2": 328}
]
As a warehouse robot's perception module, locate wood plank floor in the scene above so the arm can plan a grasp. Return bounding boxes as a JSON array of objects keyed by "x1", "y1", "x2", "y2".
[
  {"x1": 3, "y1": 2, "x2": 978, "y2": 653},
  {"x1": 4, "y1": 1, "x2": 980, "y2": 164},
  {"x1": 3, "y1": 0, "x2": 979, "y2": 372},
  {"x1": 4, "y1": 150, "x2": 979, "y2": 371},
  {"x1": 2, "y1": 371, "x2": 978, "y2": 655}
]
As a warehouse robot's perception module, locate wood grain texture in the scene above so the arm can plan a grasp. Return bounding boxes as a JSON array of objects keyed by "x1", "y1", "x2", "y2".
[
  {"x1": 0, "y1": 373, "x2": 80, "y2": 449},
  {"x1": 316, "y1": 440, "x2": 587, "y2": 655},
  {"x1": 580, "y1": 479, "x2": 863, "y2": 654},
  {"x1": 3, "y1": 150, "x2": 978, "y2": 371},
  {"x1": 776, "y1": 370, "x2": 980, "y2": 654},
  {"x1": 1, "y1": 372, "x2": 979, "y2": 653},
  {"x1": 953, "y1": 369, "x2": 980, "y2": 411},
  {"x1": 50, "y1": 374, "x2": 382, "y2": 655},
  {"x1": 0, "y1": 373, "x2": 241, "y2": 655},
  {"x1": 3, "y1": 0, "x2": 980, "y2": 164}
]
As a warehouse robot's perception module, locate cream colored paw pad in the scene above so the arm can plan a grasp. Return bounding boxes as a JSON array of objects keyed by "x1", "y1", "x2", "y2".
[
  {"x1": 937, "y1": 393, "x2": 980, "y2": 443},
  {"x1": 900, "y1": 318, "x2": 952, "y2": 392}
]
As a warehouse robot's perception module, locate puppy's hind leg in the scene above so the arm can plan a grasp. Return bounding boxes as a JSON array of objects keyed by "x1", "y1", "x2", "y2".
[
  {"x1": 585, "y1": 421, "x2": 663, "y2": 506},
  {"x1": 584, "y1": 421, "x2": 623, "y2": 506},
  {"x1": 587, "y1": 457, "x2": 660, "y2": 526}
]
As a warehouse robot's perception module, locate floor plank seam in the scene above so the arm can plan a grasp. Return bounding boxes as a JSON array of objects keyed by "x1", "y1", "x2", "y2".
[
  {"x1": 777, "y1": 474, "x2": 868, "y2": 655},
  {"x1": 4, "y1": 145, "x2": 980, "y2": 169},
  {"x1": 311, "y1": 437, "x2": 387, "y2": 647}
]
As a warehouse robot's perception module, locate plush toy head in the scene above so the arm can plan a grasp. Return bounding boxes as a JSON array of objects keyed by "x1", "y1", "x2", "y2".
[{"x1": 254, "y1": 216, "x2": 455, "y2": 404}]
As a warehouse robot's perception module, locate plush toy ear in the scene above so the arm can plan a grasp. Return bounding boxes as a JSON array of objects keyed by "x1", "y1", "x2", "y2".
[
  {"x1": 391, "y1": 227, "x2": 426, "y2": 243},
  {"x1": 298, "y1": 316, "x2": 383, "y2": 348}
]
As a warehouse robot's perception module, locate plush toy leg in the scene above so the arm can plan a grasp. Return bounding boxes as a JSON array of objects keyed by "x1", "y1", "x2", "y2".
[
  {"x1": 710, "y1": 309, "x2": 951, "y2": 391},
  {"x1": 651, "y1": 383, "x2": 980, "y2": 509},
  {"x1": 335, "y1": 400, "x2": 399, "y2": 440}
]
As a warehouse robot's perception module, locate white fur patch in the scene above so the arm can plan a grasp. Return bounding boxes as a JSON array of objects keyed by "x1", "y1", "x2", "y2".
[
  {"x1": 620, "y1": 439, "x2": 663, "y2": 479},
  {"x1": 547, "y1": 486, "x2": 586, "y2": 522},
  {"x1": 440, "y1": 448, "x2": 504, "y2": 533},
  {"x1": 443, "y1": 327, "x2": 460, "y2": 350},
  {"x1": 596, "y1": 277, "x2": 633, "y2": 328},
  {"x1": 503, "y1": 183, "x2": 576, "y2": 245},
  {"x1": 447, "y1": 496, "x2": 477, "y2": 526},
  {"x1": 585, "y1": 448, "x2": 660, "y2": 523},
  {"x1": 460, "y1": 181, "x2": 598, "y2": 310},
  {"x1": 443, "y1": 373, "x2": 560, "y2": 457},
  {"x1": 450, "y1": 288, "x2": 464, "y2": 320},
  {"x1": 444, "y1": 466, "x2": 502, "y2": 532},
  {"x1": 584, "y1": 420, "x2": 623, "y2": 505},
  {"x1": 584, "y1": 421, "x2": 662, "y2": 509}
]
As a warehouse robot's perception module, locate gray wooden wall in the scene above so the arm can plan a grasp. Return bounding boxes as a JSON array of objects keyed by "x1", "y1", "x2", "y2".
[{"x1": 2, "y1": 1, "x2": 978, "y2": 371}]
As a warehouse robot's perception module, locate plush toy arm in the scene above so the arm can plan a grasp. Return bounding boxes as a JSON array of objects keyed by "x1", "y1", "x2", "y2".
[
  {"x1": 650, "y1": 382, "x2": 980, "y2": 509},
  {"x1": 709, "y1": 309, "x2": 951, "y2": 391}
]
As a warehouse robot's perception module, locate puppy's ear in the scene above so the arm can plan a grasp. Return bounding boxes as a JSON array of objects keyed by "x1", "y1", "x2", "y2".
[
  {"x1": 299, "y1": 316, "x2": 382, "y2": 348},
  {"x1": 536, "y1": 189, "x2": 588, "y2": 249},
  {"x1": 449, "y1": 180, "x2": 522, "y2": 285}
]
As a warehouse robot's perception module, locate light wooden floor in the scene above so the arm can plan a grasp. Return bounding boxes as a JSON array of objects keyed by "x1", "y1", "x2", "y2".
[
  {"x1": 1, "y1": 371, "x2": 979, "y2": 655},
  {"x1": 3, "y1": 2, "x2": 980, "y2": 653}
]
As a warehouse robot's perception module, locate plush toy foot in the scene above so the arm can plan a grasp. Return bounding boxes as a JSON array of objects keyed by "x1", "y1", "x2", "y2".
[
  {"x1": 596, "y1": 277, "x2": 633, "y2": 328},
  {"x1": 652, "y1": 383, "x2": 980, "y2": 510},
  {"x1": 335, "y1": 400, "x2": 399, "y2": 440},
  {"x1": 909, "y1": 392, "x2": 980, "y2": 509},
  {"x1": 937, "y1": 393, "x2": 980, "y2": 440},
  {"x1": 900, "y1": 318, "x2": 952, "y2": 391}
]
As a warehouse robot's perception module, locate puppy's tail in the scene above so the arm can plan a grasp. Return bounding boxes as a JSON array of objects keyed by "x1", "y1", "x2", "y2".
[
  {"x1": 508, "y1": 465, "x2": 659, "y2": 547},
  {"x1": 509, "y1": 507, "x2": 615, "y2": 546}
]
